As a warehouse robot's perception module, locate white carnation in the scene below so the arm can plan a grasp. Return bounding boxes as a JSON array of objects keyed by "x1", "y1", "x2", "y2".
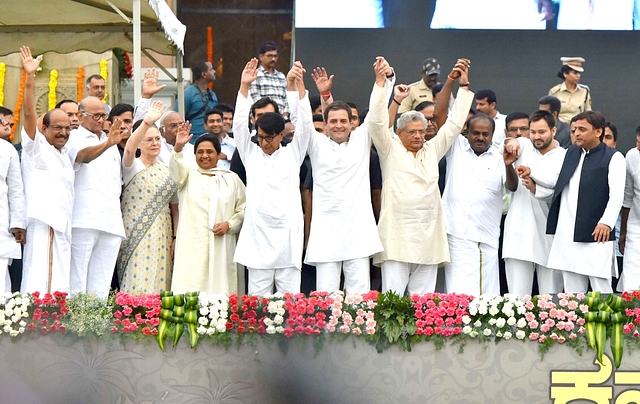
[
  {"x1": 495, "y1": 318, "x2": 506, "y2": 328},
  {"x1": 516, "y1": 330, "x2": 526, "y2": 340},
  {"x1": 483, "y1": 328, "x2": 492, "y2": 336},
  {"x1": 503, "y1": 331, "x2": 512, "y2": 340}
]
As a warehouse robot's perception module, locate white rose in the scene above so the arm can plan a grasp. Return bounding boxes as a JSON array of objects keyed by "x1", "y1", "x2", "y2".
[
  {"x1": 503, "y1": 331, "x2": 512, "y2": 340},
  {"x1": 507, "y1": 317, "x2": 516, "y2": 326},
  {"x1": 483, "y1": 328, "x2": 492, "y2": 336},
  {"x1": 488, "y1": 318, "x2": 497, "y2": 326},
  {"x1": 198, "y1": 317, "x2": 209, "y2": 326},
  {"x1": 19, "y1": 320, "x2": 26, "y2": 327},
  {"x1": 197, "y1": 325, "x2": 207, "y2": 335},
  {"x1": 273, "y1": 292, "x2": 284, "y2": 299},
  {"x1": 517, "y1": 318, "x2": 526, "y2": 328},
  {"x1": 275, "y1": 326, "x2": 284, "y2": 333},
  {"x1": 517, "y1": 306, "x2": 527, "y2": 315},
  {"x1": 266, "y1": 325, "x2": 276, "y2": 334},
  {"x1": 3, "y1": 325, "x2": 10, "y2": 333},
  {"x1": 18, "y1": 327, "x2": 24, "y2": 333},
  {"x1": 462, "y1": 316, "x2": 471, "y2": 325},
  {"x1": 469, "y1": 306, "x2": 478, "y2": 316},
  {"x1": 496, "y1": 318, "x2": 506, "y2": 328},
  {"x1": 474, "y1": 320, "x2": 482, "y2": 327},
  {"x1": 496, "y1": 331, "x2": 503, "y2": 337},
  {"x1": 463, "y1": 326, "x2": 472, "y2": 334},
  {"x1": 274, "y1": 315, "x2": 284, "y2": 325},
  {"x1": 516, "y1": 330, "x2": 526, "y2": 340},
  {"x1": 9, "y1": 330, "x2": 18, "y2": 337},
  {"x1": 470, "y1": 331, "x2": 479, "y2": 338},
  {"x1": 199, "y1": 307, "x2": 210, "y2": 316},
  {"x1": 264, "y1": 318, "x2": 273, "y2": 327},
  {"x1": 488, "y1": 306, "x2": 499, "y2": 316},
  {"x1": 478, "y1": 305, "x2": 488, "y2": 315},
  {"x1": 216, "y1": 323, "x2": 226, "y2": 333},
  {"x1": 206, "y1": 328, "x2": 215, "y2": 336}
]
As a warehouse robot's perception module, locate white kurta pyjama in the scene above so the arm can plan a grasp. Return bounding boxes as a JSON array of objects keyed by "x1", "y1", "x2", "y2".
[
  {"x1": 20, "y1": 129, "x2": 74, "y2": 294},
  {"x1": 368, "y1": 87, "x2": 474, "y2": 268},
  {"x1": 546, "y1": 150, "x2": 625, "y2": 279},
  {"x1": 232, "y1": 90, "x2": 311, "y2": 270},
  {"x1": 619, "y1": 148, "x2": 640, "y2": 291},
  {"x1": 0, "y1": 139, "x2": 25, "y2": 292}
]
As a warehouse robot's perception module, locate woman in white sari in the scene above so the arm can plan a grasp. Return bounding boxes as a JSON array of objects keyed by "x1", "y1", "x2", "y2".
[
  {"x1": 117, "y1": 101, "x2": 177, "y2": 294},
  {"x1": 170, "y1": 124, "x2": 246, "y2": 295}
]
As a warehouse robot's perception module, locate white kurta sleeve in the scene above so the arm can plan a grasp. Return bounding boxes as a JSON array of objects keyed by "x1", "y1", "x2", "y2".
[
  {"x1": 169, "y1": 150, "x2": 190, "y2": 191},
  {"x1": 7, "y1": 147, "x2": 25, "y2": 230},
  {"x1": 600, "y1": 152, "x2": 626, "y2": 228},
  {"x1": 133, "y1": 98, "x2": 151, "y2": 122},
  {"x1": 232, "y1": 92, "x2": 254, "y2": 162},
  {"x1": 291, "y1": 90, "x2": 312, "y2": 165},
  {"x1": 368, "y1": 83, "x2": 393, "y2": 157},
  {"x1": 431, "y1": 88, "x2": 474, "y2": 160},
  {"x1": 624, "y1": 149, "x2": 636, "y2": 209}
]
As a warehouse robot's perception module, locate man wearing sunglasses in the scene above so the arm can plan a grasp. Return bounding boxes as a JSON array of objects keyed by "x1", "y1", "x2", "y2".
[
  {"x1": 66, "y1": 95, "x2": 127, "y2": 299},
  {"x1": 0, "y1": 107, "x2": 14, "y2": 142}
]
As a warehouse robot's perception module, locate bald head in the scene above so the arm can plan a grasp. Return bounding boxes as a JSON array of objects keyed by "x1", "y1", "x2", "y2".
[
  {"x1": 160, "y1": 111, "x2": 185, "y2": 146},
  {"x1": 79, "y1": 96, "x2": 106, "y2": 135},
  {"x1": 42, "y1": 108, "x2": 72, "y2": 151}
]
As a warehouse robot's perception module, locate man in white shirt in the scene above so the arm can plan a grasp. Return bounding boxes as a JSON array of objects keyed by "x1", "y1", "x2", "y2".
[
  {"x1": 287, "y1": 59, "x2": 393, "y2": 294},
  {"x1": 233, "y1": 58, "x2": 311, "y2": 296},
  {"x1": 475, "y1": 89, "x2": 507, "y2": 146},
  {"x1": 369, "y1": 58, "x2": 473, "y2": 295},
  {"x1": 620, "y1": 125, "x2": 640, "y2": 291},
  {"x1": 67, "y1": 96, "x2": 126, "y2": 298},
  {"x1": 18, "y1": 46, "x2": 73, "y2": 294},
  {"x1": 203, "y1": 108, "x2": 236, "y2": 170},
  {"x1": 502, "y1": 111, "x2": 565, "y2": 298},
  {"x1": 538, "y1": 111, "x2": 625, "y2": 293},
  {"x1": 85, "y1": 74, "x2": 111, "y2": 114},
  {"x1": 443, "y1": 113, "x2": 506, "y2": 297}
]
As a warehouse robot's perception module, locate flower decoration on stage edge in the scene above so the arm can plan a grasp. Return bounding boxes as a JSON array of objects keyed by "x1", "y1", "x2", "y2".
[
  {"x1": 0, "y1": 292, "x2": 29, "y2": 337},
  {"x1": 113, "y1": 48, "x2": 133, "y2": 86},
  {"x1": 77, "y1": 66, "x2": 84, "y2": 102},
  {"x1": 0, "y1": 63, "x2": 6, "y2": 106},
  {"x1": 11, "y1": 70, "x2": 26, "y2": 142},
  {"x1": 47, "y1": 69, "x2": 58, "y2": 111},
  {"x1": 99, "y1": 59, "x2": 108, "y2": 103}
]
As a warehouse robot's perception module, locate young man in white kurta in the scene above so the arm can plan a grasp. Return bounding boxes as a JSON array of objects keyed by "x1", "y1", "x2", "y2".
[
  {"x1": 18, "y1": 46, "x2": 73, "y2": 295},
  {"x1": 442, "y1": 115, "x2": 506, "y2": 297},
  {"x1": 287, "y1": 67, "x2": 393, "y2": 294},
  {"x1": 502, "y1": 112, "x2": 565, "y2": 298},
  {"x1": 0, "y1": 139, "x2": 25, "y2": 293},
  {"x1": 66, "y1": 96, "x2": 126, "y2": 299},
  {"x1": 368, "y1": 58, "x2": 474, "y2": 295},
  {"x1": 620, "y1": 137, "x2": 640, "y2": 291},
  {"x1": 233, "y1": 59, "x2": 311, "y2": 296}
]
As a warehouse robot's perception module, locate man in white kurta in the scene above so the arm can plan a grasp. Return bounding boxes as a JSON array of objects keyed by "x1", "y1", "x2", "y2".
[
  {"x1": 233, "y1": 59, "x2": 311, "y2": 296},
  {"x1": 620, "y1": 137, "x2": 640, "y2": 291},
  {"x1": 287, "y1": 65, "x2": 393, "y2": 294},
  {"x1": 502, "y1": 112, "x2": 565, "y2": 298},
  {"x1": 368, "y1": 58, "x2": 474, "y2": 295},
  {"x1": 539, "y1": 112, "x2": 625, "y2": 293},
  {"x1": 0, "y1": 139, "x2": 25, "y2": 293},
  {"x1": 442, "y1": 115, "x2": 506, "y2": 297},
  {"x1": 18, "y1": 46, "x2": 73, "y2": 295},
  {"x1": 66, "y1": 96, "x2": 126, "y2": 298}
]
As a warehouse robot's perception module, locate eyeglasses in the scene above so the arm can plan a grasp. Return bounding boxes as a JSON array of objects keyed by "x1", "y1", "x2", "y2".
[
  {"x1": 257, "y1": 134, "x2": 279, "y2": 143},
  {"x1": 82, "y1": 111, "x2": 109, "y2": 121},
  {"x1": 507, "y1": 126, "x2": 529, "y2": 133},
  {"x1": 404, "y1": 129, "x2": 427, "y2": 136},
  {"x1": 142, "y1": 136, "x2": 162, "y2": 144},
  {"x1": 263, "y1": 54, "x2": 278, "y2": 59},
  {"x1": 0, "y1": 118, "x2": 14, "y2": 128},
  {"x1": 47, "y1": 125, "x2": 72, "y2": 133},
  {"x1": 166, "y1": 123, "x2": 184, "y2": 130}
]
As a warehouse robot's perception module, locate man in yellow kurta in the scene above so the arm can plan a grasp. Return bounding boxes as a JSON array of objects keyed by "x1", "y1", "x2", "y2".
[{"x1": 368, "y1": 58, "x2": 474, "y2": 295}]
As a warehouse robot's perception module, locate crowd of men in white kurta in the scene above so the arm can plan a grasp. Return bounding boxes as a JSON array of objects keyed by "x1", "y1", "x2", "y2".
[{"x1": 0, "y1": 45, "x2": 637, "y2": 299}]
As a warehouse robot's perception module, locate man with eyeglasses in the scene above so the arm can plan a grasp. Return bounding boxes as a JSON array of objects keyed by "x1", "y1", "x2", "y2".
[
  {"x1": 504, "y1": 112, "x2": 530, "y2": 139},
  {"x1": 66, "y1": 96, "x2": 127, "y2": 298},
  {"x1": 157, "y1": 111, "x2": 196, "y2": 168},
  {"x1": 232, "y1": 58, "x2": 311, "y2": 296},
  {"x1": 18, "y1": 46, "x2": 70, "y2": 294},
  {"x1": 0, "y1": 107, "x2": 15, "y2": 142},
  {"x1": 85, "y1": 74, "x2": 111, "y2": 114},
  {"x1": 369, "y1": 58, "x2": 474, "y2": 296},
  {"x1": 249, "y1": 41, "x2": 289, "y2": 116},
  {"x1": 55, "y1": 100, "x2": 81, "y2": 130},
  {"x1": 442, "y1": 110, "x2": 506, "y2": 297}
]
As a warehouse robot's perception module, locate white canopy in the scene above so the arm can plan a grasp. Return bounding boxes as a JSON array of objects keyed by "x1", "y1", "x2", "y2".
[{"x1": 0, "y1": 0, "x2": 185, "y2": 56}]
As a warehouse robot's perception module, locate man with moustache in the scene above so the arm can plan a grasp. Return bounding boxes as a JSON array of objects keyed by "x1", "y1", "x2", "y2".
[
  {"x1": 249, "y1": 41, "x2": 289, "y2": 115},
  {"x1": 397, "y1": 58, "x2": 441, "y2": 114},
  {"x1": 501, "y1": 111, "x2": 565, "y2": 297},
  {"x1": 85, "y1": 74, "x2": 111, "y2": 114},
  {"x1": 443, "y1": 113, "x2": 505, "y2": 296},
  {"x1": 19, "y1": 46, "x2": 72, "y2": 294}
]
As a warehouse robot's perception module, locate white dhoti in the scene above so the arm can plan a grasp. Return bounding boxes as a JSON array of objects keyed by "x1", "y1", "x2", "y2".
[
  {"x1": 21, "y1": 219, "x2": 71, "y2": 294},
  {"x1": 316, "y1": 258, "x2": 370, "y2": 294},
  {"x1": 504, "y1": 258, "x2": 563, "y2": 298},
  {"x1": 381, "y1": 260, "x2": 437, "y2": 296},
  {"x1": 70, "y1": 228, "x2": 122, "y2": 298},
  {"x1": 0, "y1": 258, "x2": 11, "y2": 293},
  {"x1": 247, "y1": 266, "x2": 300, "y2": 297},
  {"x1": 445, "y1": 234, "x2": 500, "y2": 297},
  {"x1": 618, "y1": 232, "x2": 640, "y2": 292}
]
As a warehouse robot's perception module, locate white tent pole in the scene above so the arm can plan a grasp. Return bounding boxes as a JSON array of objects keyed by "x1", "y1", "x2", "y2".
[
  {"x1": 133, "y1": 0, "x2": 142, "y2": 104},
  {"x1": 176, "y1": 48, "x2": 185, "y2": 117}
]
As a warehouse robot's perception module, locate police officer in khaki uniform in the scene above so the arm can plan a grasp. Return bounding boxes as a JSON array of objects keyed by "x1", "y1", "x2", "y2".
[
  {"x1": 548, "y1": 57, "x2": 592, "y2": 124},
  {"x1": 397, "y1": 58, "x2": 440, "y2": 114}
]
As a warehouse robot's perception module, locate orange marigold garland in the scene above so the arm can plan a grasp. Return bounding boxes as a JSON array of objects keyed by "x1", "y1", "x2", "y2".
[
  {"x1": 11, "y1": 70, "x2": 26, "y2": 141},
  {"x1": 77, "y1": 66, "x2": 84, "y2": 102}
]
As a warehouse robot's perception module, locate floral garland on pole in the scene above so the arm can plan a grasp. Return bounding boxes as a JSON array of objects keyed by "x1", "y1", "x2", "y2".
[
  {"x1": 77, "y1": 66, "x2": 84, "y2": 102},
  {"x1": 0, "y1": 63, "x2": 6, "y2": 106},
  {"x1": 11, "y1": 70, "x2": 26, "y2": 142},
  {"x1": 112, "y1": 49, "x2": 133, "y2": 86},
  {"x1": 47, "y1": 70, "x2": 58, "y2": 111},
  {"x1": 99, "y1": 59, "x2": 108, "y2": 103}
]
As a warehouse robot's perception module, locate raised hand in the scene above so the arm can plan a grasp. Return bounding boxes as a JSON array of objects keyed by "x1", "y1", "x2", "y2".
[
  {"x1": 373, "y1": 57, "x2": 390, "y2": 86},
  {"x1": 448, "y1": 58, "x2": 471, "y2": 83},
  {"x1": 142, "y1": 67, "x2": 167, "y2": 98},
  {"x1": 311, "y1": 67, "x2": 334, "y2": 95},
  {"x1": 107, "y1": 117, "x2": 127, "y2": 146},
  {"x1": 241, "y1": 58, "x2": 259, "y2": 86},
  {"x1": 175, "y1": 121, "x2": 193, "y2": 148},
  {"x1": 144, "y1": 100, "x2": 167, "y2": 125},
  {"x1": 394, "y1": 85, "x2": 410, "y2": 102},
  {"x1": 287, "y1": 61, "x2": 306, "y2": 96},
  {"x1": 19, "y1": 46, "x2": 42, "y2": 75}
]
